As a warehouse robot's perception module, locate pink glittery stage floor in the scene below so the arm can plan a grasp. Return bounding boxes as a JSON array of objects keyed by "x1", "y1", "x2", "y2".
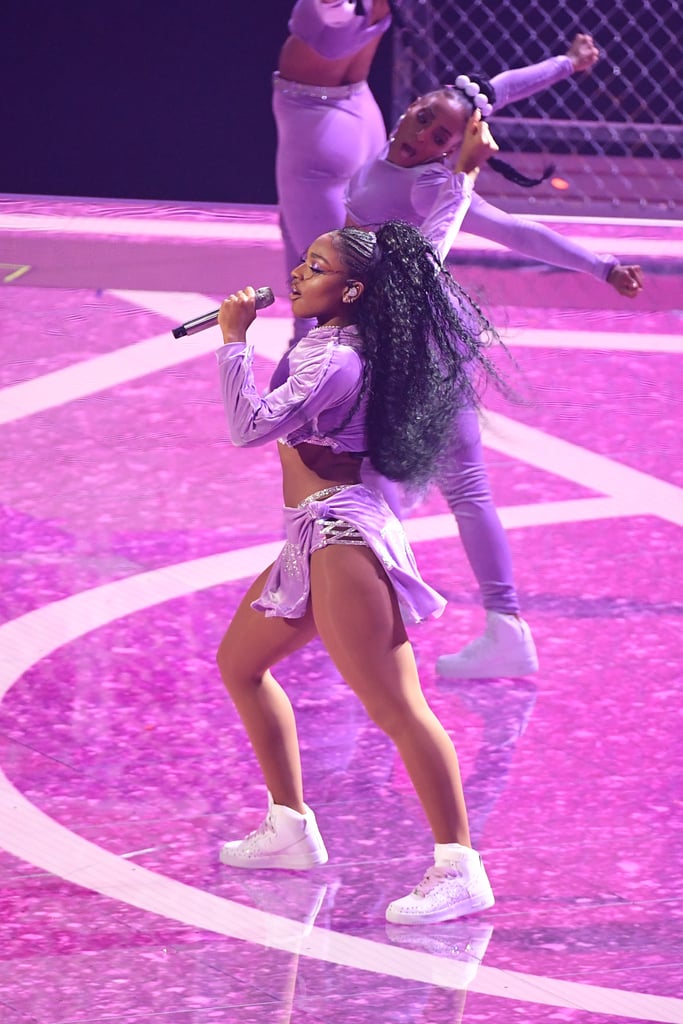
[{"x1": 1, "y1": 193, "x2": 682, "y2": 1024}]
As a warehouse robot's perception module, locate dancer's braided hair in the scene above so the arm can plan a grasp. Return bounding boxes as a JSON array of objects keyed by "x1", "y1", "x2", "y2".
[{"x1": 440, "y1": 75, "x2": 554, "y2": 188}]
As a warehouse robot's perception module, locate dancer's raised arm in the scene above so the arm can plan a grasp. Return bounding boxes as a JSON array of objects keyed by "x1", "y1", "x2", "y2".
[{"x1": 490, "y1": 33, "x2": 599, "y2": 109}]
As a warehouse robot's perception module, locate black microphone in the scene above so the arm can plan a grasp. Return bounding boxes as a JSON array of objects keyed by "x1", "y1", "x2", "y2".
[{"x1": 171, "y1": 286, "x2": 275, "y2": 338}]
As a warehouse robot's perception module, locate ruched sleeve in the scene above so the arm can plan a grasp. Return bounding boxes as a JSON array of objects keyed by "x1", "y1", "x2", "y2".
[{"x1": 216, "y1": 334, "x2": 363, "y2": 448}]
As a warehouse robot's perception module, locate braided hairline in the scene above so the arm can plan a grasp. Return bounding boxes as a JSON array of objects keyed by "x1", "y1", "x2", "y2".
[{"x1": 335, "y1": 227, "x2": 378, "y2": 279}]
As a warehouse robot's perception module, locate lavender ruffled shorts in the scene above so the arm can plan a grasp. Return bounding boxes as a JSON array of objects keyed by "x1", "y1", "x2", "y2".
[{"x1": 252, "y1": 484, "x2": 446, "y2": 624}]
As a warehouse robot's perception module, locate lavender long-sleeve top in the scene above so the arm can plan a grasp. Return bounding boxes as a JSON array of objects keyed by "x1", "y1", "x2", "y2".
[
  {"x1": 347, "y1": 147, "x2": 616, "y2": 279},
  {"x1": 216, "y1": 325, "x2": 368, "y2": 453}
]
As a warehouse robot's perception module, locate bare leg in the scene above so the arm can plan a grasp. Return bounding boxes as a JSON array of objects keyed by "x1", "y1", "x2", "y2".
[
  {"x1": 216, "y1": 565, "x2": 318, "y2": 813},
  {"x1": 310, "y1": 545, "x2": 471, "y2": 846}
]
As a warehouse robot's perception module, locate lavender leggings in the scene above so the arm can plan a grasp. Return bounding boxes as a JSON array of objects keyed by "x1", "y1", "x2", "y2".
[
  {"x1": 272, "y1": 72, "x2": 386, "y2": 341},
  {"x1": 436, "y1": 409, "x2": 519, "y2": 615}
]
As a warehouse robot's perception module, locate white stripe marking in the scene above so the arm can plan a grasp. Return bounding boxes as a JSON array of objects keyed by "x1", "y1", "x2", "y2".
[
  {"x1": 404, "y1": 496, "x2": 649, "y2": 541},
  {"x1": 2, "y1": 296, "x2": 680, "y2": 427},
  {"x1": 1, "y1": 211, "x2": 679, "y2": 257},
  {"x1": 481, "y1": 413, "x2": 683, "y2": 527},
  {"x1": 0, "y1": 301, "x2": 289, "y2": 426},
  {"x1": 0, "y1": 212, "x2": 281, "y2": 242},
  {"x1": 498, "y1": 327, "x2": 683, "y2": 352}
]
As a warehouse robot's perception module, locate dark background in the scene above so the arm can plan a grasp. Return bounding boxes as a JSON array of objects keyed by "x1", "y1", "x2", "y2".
[
  {"x1": 4, "y1": 1, "x2": 677, "y2": 207},
  {"x1": 2, "y1": 1, "x2": 393, "y2": 206}
]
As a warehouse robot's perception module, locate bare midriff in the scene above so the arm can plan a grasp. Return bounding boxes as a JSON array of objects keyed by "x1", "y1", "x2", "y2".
[
  {"x1": 277, "y1": 34, "x2": 384, "y2": 87},
  {"x1": 279, "y1": 441, "x2": 363, "y2": 507}
]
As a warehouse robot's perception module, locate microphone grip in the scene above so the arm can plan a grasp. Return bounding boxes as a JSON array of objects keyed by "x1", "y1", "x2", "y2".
[{"x1": 172, "y1": 286, "x2": 275, "y2": 338}]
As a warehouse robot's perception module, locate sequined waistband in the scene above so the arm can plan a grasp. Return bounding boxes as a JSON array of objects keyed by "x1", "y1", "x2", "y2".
[
  {"x1": 299, "y1": 485, "x2": 355, "y2": 507},
  {"x1": 272, "y1": 71, "x2": 369, "y2": 100}
]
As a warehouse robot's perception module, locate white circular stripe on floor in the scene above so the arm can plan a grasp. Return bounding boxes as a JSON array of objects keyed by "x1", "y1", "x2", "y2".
[{"x1": 1, "y1": 539, "x2": 682, "y2": 1023}]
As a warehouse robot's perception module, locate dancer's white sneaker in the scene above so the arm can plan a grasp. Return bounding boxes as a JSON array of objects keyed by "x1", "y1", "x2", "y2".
[
  {"x1": 220, "y1": 794, "x2": 328, "y2": 870},
  {"x1": 386, "y1": 845, "x2": 494, "y2": 925},
  {"x1": 436, "y1": 611, "x2": 539, "y2": 678}
]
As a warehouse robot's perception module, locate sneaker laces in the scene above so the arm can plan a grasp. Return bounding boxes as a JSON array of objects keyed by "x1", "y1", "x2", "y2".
[
  {"x1": 243, "y1": 811, "x2": 276, "y2": 845},
  {"x1": 413, "y1": 864, "x2": 464, "y2": 896}
]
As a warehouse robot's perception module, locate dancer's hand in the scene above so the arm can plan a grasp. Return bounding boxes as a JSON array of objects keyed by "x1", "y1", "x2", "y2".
[
  {"x1": 567, "y1": 33, "x2": 599, "y2": 72},
  {"x1": 607, "y1": 264, "x2": 644, "y2": 298},
  {"x1": 452, "y1": 110, "x2": 499, "y2": 179},
  {"x1": 218, "y1": 288, "x2": 259, "y2": 344}
]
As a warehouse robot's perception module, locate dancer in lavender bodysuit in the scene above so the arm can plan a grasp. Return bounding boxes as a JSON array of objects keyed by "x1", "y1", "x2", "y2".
[
  {"x1": 274, "y1": 0, "x2": 392, "y2": 346},
  {"x1": 215, "y1": 119, "x2": 507, "y2": 925},
  {"x1": 272, "y1": 0, "x2": 643, "y2": 679}
]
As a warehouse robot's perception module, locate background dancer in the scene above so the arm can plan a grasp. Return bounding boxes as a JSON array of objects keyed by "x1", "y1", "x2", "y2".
[{"x1": 272, "y1": 0, "x2": 642, "y2": 677}]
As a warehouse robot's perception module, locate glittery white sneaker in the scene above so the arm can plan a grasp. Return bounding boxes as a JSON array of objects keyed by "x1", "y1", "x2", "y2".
[
  {"x1": 436, "y1": 611, "x2": 539, "y2": 679},
  {"x1": 219, "y1": 794, "x2": 328, "y2": 870},
  {"x1": 386, "y1": 846, "x2": 494, "y2": 925}
]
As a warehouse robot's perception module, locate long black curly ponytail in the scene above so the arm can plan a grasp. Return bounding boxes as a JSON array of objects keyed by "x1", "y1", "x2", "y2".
[{"x1": 332, "y1": 221, "x2": 505, "y2": 488}]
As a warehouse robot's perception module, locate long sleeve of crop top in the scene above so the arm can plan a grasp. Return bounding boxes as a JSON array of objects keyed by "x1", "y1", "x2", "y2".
[
  {"x1": 216, "y1": 329, "x2": 365, "y2": 449},
  {"x1": 461, "y1": 193, "x2": 617, "y2": 281},
  {"x1": 490, "y1": 55, "x2": 574, "y2": 110}
]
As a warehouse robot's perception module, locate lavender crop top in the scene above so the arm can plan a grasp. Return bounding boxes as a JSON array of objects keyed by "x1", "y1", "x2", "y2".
[
  {"x1": 217, "y1": 325, "x2": 367, "y2": 453},
  {"x1": 288, "y1": 0, "x2": 391, "y2": 60}
]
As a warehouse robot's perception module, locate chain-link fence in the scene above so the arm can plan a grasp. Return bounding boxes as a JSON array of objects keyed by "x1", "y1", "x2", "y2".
[{"x1": 391, "y1": 0, "x2": 683, "y2": 217}]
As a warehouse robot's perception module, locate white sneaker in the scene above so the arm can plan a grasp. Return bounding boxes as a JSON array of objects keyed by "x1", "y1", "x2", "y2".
[
  {"x1": 436, "y1": 611, "x2": 539, "y2": 678},
  {"x1": 219, "y1": 794, "x2": 328, "y2": 870},
  {"x1": 386, "y1": 846, "x2": 494, "y2": 925}
]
